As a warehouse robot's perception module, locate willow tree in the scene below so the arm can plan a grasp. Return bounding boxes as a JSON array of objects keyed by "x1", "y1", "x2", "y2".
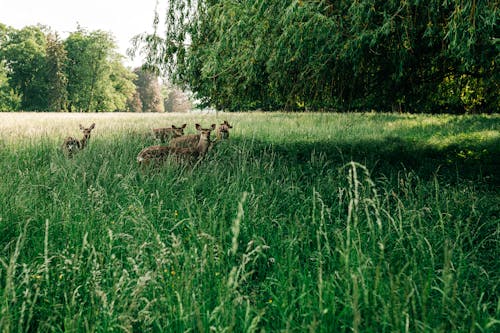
[{"x1": 134, "y1": 0, "x2": 498, "y2": 112}]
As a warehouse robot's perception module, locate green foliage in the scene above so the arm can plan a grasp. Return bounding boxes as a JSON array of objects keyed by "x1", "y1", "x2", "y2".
[
  {"x1": 0, "y1": 24, "x2": 137, "y2": 112},
  {"x1": 0, "y1": 25, "x2": 48, "y2": 110},
  {"x1": 0, "y1": 112, "x2": 499, "y2": 331},
  {"x1": 131, "y1": 67, "x2": 164, "y2": 112},
  {"x1": 107, "y1": 59, "x2": 137, "y2": 111},
  {"x1": 0, "y1": 61, "x2": 21, "y2": 111},
  {"x1": 44, "y1": 33, "x2": 68, "y2": 111},
  {"x1": 137, "y1": 0, "x2": 498, "y2": 112},
  {"x1": 64, "y1": 27, "x2": 134, "y2": 112}
]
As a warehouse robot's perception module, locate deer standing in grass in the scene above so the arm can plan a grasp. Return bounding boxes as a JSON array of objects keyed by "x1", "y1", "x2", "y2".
[
  {"x1": 137, "y1": 124, "x2": 216, "y2": 166},
  {"x1": 216, "y1": 120, "x2": 233, "y2": 140},
  {"x1": 170, "y1": 120, "x2": 232, "y2": 149},
  {"x1": 152, "y1": 124, "x2": 187, "y2": 143},
  {"x1": 62, "y1": 123, "x2": 95, "y2": 157}
]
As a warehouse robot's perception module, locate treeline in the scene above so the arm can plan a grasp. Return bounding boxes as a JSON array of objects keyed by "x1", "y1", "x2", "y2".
[
  {"x1": 136, "y1": 0, "x2": 498, "y2": 113},
  {"x1": 0, "y1": 23, "x2": 169, "y2": 112}
]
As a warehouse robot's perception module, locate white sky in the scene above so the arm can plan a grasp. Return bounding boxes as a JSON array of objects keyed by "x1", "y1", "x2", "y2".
[{"x1": 0, "y1": 0, "x2": 163, "y2": 68}]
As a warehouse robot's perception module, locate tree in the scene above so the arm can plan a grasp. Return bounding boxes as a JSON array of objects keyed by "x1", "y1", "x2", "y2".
[
  {"x1": 132, "y1": 67, "x2": 164, "y2": 112},
  {"x1": 103, "y1": 57, "x2": 137, "y2": 111},
  {"x1": 164, "y1": 85, "x2": 192, "y2": 113},
  {"x1": 65, "y1": 27, "x2": 135, "y2": 112},
  {"x1": 127, "y1": 90, "x2": 142, "y2": 113},
  {"x1": 134, "y1": 0, "x2": 498, "y2": 113},
  {"x1": 44, "y1": 32, "x2": 68, "y2": 111},
  {"x1": 0, "y1": 60, "x2": 21, "y2": 111},
  {"x1": 0, "y1": 25, "x2": 48, "y2": 110},
  {"x1": 0, "y1": 23, "x2": 137, "y2": 112}
]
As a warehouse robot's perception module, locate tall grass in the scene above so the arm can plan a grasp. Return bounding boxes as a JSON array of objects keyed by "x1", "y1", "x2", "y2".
[{"x1": 0, "y1": 112, "x2": 499, "y2": 332}]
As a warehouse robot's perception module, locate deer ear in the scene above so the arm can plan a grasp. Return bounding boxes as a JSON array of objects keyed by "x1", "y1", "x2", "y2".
[
  {"x1": 211, "y1": 124, "x2": 216, "y2": 130},
  {"x1": 172, "y1": 125, "x2": 177, "y2": 129},
  {"x1": 181, "y1": 124, "x2": 187, "y2": 128},
  {"x1": 195, "y1": 124, "x2": 201, "y2": 131},
  {"x1": 90, "y1": 123, "x2": 95, "y2": 129},
  {"x1": 79, "y1": 124, "x2": 84, "y2": 130}
]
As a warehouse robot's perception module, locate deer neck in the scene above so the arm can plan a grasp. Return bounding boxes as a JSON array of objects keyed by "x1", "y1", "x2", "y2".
[
  {"x1": 79, "y1": 134, "x2": 90, "y2": 149},
  {"x1": 196, "y1": 135, "x2": 211, "y2": 155}
]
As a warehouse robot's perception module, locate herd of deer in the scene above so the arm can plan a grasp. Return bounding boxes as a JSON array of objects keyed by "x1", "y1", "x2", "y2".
[{"x1": 61, "y1": 121, "x2": 233, "y2": 166}]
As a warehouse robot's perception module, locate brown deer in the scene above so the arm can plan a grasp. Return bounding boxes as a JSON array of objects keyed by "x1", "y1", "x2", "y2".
[
  {"x1": 170, "y1": 120, "x2": 232, "y2": 149},
  {"x1": 216, "y1": 120, "x2": 233, "y2": 140},
  {"x1": 62, "y1": 123, "x2": 95, "y2": 157},
  {"x1": 137, "y1": 124, "x2": 216, "y2": 166},
  {"x1": 152, "y1": 124, "x2": 187, "y2": 143}
]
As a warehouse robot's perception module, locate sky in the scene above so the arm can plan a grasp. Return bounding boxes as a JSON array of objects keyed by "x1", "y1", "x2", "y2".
[{"x1": 0, "y1": 0, "x2": 163, "y2": 68}]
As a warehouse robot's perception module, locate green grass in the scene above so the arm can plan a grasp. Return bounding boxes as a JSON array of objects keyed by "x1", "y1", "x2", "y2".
[{"x1": 0, "y1": 112, "x2": 499, "y2": 332}]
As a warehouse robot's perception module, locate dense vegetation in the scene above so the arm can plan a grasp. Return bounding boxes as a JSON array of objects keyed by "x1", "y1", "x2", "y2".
[
  {"x1": 134, "y1": 0, "x2": 498, "y2": 113},
  {"x1": 0, "y1": 112, "x2": 498, "y2": 331},
  {"x1": 0, "y1": 24, "x2": 165, "y2": 112}
]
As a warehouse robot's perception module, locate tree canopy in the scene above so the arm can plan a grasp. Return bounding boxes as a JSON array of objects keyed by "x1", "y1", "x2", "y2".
[
  {"x1": 131, "y1": 67, "x2": 164, "y2": 113},
  {"x1": 0, "y1": 24, "x2": 139, "y2": 112},
  {"x1": 134, "y1": 0, "x2": 498, "y2": 113}
]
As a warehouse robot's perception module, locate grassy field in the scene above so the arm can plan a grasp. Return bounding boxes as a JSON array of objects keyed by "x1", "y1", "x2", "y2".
[{"x1": 0, "y1": 112, "x2": 499, "y2": 332}]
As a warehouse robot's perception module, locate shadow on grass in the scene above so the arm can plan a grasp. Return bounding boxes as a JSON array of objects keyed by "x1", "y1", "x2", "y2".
[{"x1": 235, "y1": 135, "x2": 500, "y2": 187}]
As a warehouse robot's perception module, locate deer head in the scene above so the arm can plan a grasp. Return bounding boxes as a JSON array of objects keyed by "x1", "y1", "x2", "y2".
[
  {"x1": 216, "y1": 120, "x2": 233, "y2": 140},
  {"x1": 171, "y1": 124, "x2": 187, "y2": 136},
  {"x1": 79, "y1": 123, "x2": 95, "y2": 147},
  {"x1": 153, "y1": 124, "x2": 187, "y2": 142}
]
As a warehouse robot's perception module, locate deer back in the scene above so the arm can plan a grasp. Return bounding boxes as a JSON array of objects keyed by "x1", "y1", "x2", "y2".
[
  {"x1": 137, "y1": 145, "x2": 198, "y2": 165},
  {"x1": 62, "y1": 137, "x2": 81, "y2": 156},
  {"x1": 169, "y1": 134, "x2": 201, "y2": 148}
]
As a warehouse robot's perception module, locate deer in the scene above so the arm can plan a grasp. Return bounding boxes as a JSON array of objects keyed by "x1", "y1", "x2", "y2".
[
  {"x1": 169, "y1": 120, "x2": 232, "y2": 149},
  {"x1": 137, "y1": 124, "x2": 216, "y2": 166},
  {"x1": 216, "y1": 120, "x2": 233, "y2": 140},
  {"x1": 62, "y1": 123, "x2": 95, "y2": 157},
  {"x1": 152, "y1": 124, "x2": 187, "y2": 143}
]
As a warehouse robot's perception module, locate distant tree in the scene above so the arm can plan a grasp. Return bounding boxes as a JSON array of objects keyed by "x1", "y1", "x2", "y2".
[
  {"x1": 102, "y1": 57, "x2": 137, "y2": 111},
  {"x1": 132, "y1": 67, "x2": 164, "y2": 112},
  {"x1": 0, "y1": 60, "x2": 21, "y2": 111},
  {"x1": 163, "y1": 83, "x2": 191, "y2": 113},
  {"x1": 0, "y1": 25, "x2": 48, "y2": 110},
  {"x1": 161, "y1": 83, "x2": 172, "y2": 112},
  {"x1": 0, "y1": 25, "x2": 20, "y2": 111},
  {"x1": 0, "y1": 23, "x2": 136, "y2": 112},
  {"x1": 127, "y1": 90, "x2": 142, "y2": 113},
  {"x1": 44, "y1": 32, "x2": 68, "y2": 111},
  {"x1": 65, "y1": 27, "x2": 135, "y2": 112},
  {"x1": 65, "y1": 28, "x2": 109, "y2": 111}
]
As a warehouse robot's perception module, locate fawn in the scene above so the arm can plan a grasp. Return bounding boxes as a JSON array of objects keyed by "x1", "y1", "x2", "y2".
[
  {"x1": 152, "y1": 124, "x2": 187, "y2": 143},
  {"x1": 170, "y1": 120, "x2": 232, "y2": 149},
  {"x1": 62, "y1": 123, "x2": 95, "y2": 157},
  {"x1": 216, "y1": 120, "x2": 233, "y2": 140},
  {"x1": 137, "y1": 124, "x2": 216, "y2": 166}
]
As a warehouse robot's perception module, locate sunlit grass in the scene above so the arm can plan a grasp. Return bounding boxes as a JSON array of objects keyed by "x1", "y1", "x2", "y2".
[
  {"x1": 428, "y1": 130, "x2": 499, "y2": 147},
  {"x1": 0, "y1": 112, "x2": 499, "y2": 332}
]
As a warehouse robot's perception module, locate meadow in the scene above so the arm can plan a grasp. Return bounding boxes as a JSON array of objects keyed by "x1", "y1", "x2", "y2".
[{"x1": 0, "y1": 112, "x2": 499, "y2": 332}]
